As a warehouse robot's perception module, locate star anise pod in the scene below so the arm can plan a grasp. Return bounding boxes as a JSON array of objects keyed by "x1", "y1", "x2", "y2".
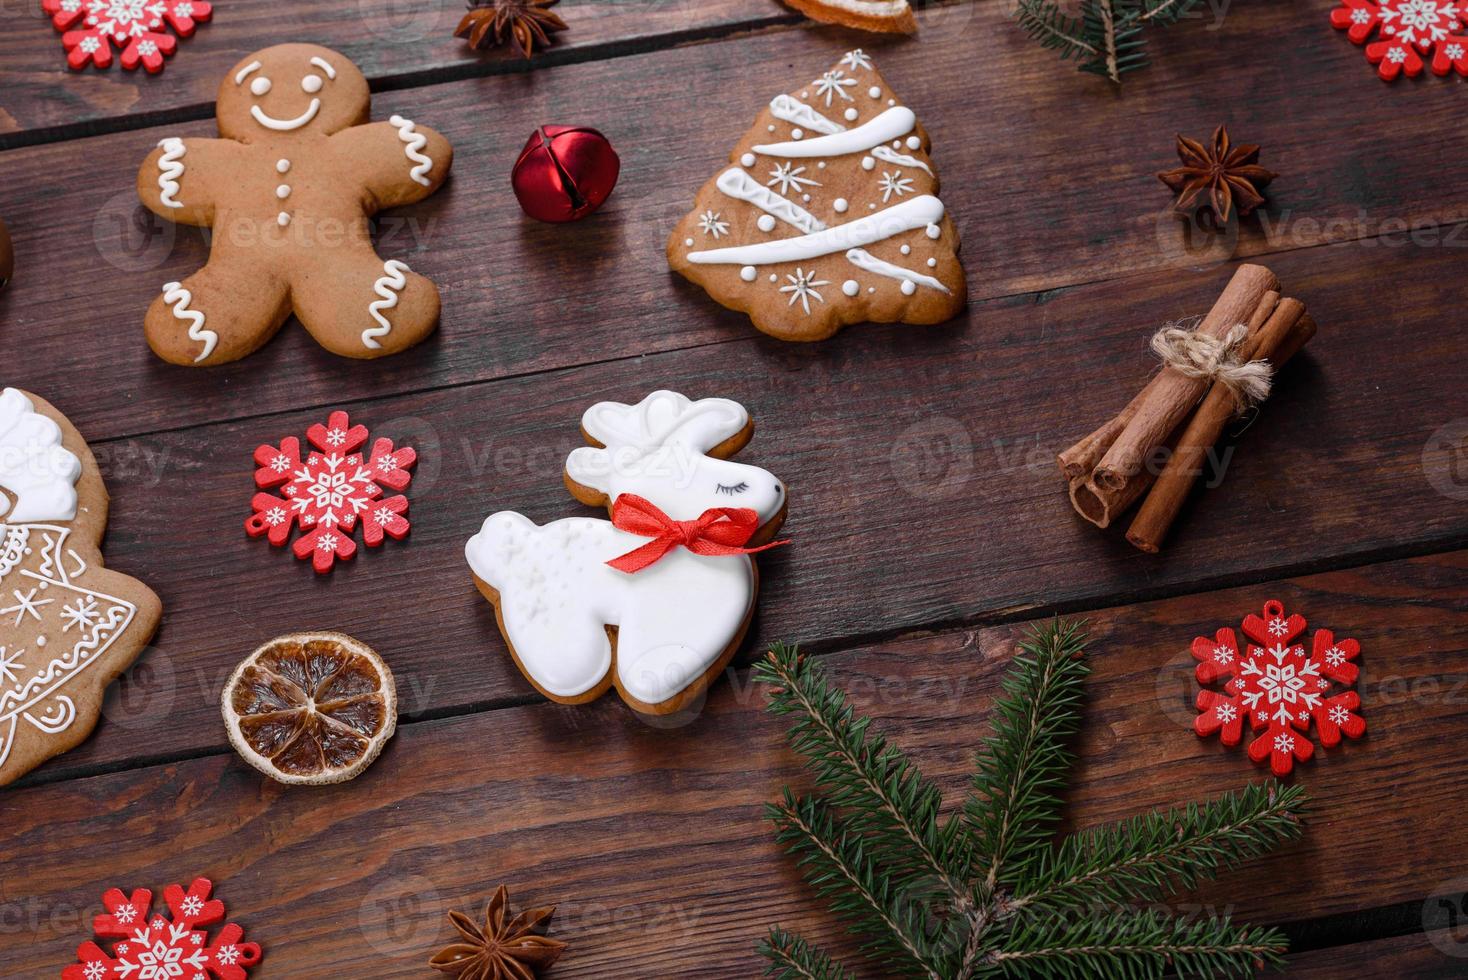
[
  {"x1": 429, "y1": 885, "x2": 568, "y2": 980},
  {"x1": 1157, "y1": 125, "x2": 1277, "y2": 223},
  {"x1": 455, "y1": 0, "x2": 568, "y2": 59}
]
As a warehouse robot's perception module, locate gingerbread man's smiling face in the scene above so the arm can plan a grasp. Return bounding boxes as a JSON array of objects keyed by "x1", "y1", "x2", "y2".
[{"x1": 217, "y1": 44, "x2": 370, "y2": 142}]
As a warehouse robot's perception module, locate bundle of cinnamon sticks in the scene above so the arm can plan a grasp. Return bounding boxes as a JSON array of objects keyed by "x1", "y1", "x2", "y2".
[{"x1": 1059, "y1": 264, "x2": 1316, "y2": 553}]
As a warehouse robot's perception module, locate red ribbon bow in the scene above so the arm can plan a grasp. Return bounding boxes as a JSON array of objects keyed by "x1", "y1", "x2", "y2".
[{"x1": 606, "y1": 494, "x2": 788, "y2": 573}]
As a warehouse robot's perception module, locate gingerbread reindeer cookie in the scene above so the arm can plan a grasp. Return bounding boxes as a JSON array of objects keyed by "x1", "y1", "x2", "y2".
[
  {"x1": 465, "y1": 392, "x2": 789, "y2": 715},
  {"x1": 0, "y1": 389, "x2": 162, "y2": 786},
  {"x1": 137, "y1": 44, "x2": 453, "y2": 366}
]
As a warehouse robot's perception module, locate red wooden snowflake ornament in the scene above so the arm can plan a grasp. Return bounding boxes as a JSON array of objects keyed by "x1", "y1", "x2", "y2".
[
  {"x1": 42, "y1": 0, "x2": 213, "y2": 74},
  {"x1": 245, "y1": 410, "x2": 417, "y2": 574},
  {"x1": 1192, "y1": 600, "x2": 1366, "y2": 777},
  {"x1": 1331, "y1": 0, "x2": 1468, "y2": 80},
  {"x1": 64, "y1": 877, "x2": 261, "y2": 980}
]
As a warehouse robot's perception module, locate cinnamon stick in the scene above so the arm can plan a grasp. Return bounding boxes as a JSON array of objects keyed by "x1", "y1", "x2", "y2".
[
  {"x1": 1057, "y1": 289, "x2": 1280, "y2": 481},
  {"x1": 1093, "y1": 264, "x2": 1279, "y2": 491},
  {"x1": 1126, "y1": 306, "x2": 1317, "y2": 553},
  {"x1": 1066, "y1": 289, "x2": 1280, "y2": 528}
]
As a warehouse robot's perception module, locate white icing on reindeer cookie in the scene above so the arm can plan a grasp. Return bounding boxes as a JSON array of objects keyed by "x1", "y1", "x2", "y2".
[
  {"x1": 465, "y1": 392, "x2": 786, "y2": 709},
  {"x1": 0, "y1": 389, "x2": 81, "y2": 524},
  {"x1": 390, "y1": 115, "x2": 434, "y2": 187}
]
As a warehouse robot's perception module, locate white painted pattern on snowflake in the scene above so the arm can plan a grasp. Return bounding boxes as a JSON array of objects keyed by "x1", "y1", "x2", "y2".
[
  {"x1": 179, "y1": 894, "x2": 204, "y2": 917},
  {"x1": 767, "y1": 162, "x2": 820, "y2": 196},
  {"x1": 1380, "y1": 0, "x2": 1461, "y2": 44},
  {"x1": 1273, "y1": 731, "x2": 1296, "y2": 753},
  {"x1": 781, "y1": 268, "x2": 830, "y2": 314},
  {"x1": 1267, "y1": 616, "x2": 1289, "y2": 636},
  {"x1": 812, "y1": 69, "x2": 858, "y2": 106},
  {"x1": 1324, "y1": 645, "x2": 1347, "y2": 667},
  {"x1": 879, "y1": 170, "x2": 916, "y2": 202},
  {"x1": 1329, "y1": 703, "x2": 1351, "y2": 725},
  {"x1": 1212, "y1": 643, "x2": 1235, "y2": 664},
  {"x1": 1214, "y1": 702, "x2": 1238, "y2": 724},
  {"x1": 698, "y1": 210, "x2": 731, "y2": 238}
]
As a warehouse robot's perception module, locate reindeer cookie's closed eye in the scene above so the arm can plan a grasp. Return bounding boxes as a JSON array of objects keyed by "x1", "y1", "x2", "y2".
[{"x1": 465, "y1": 391, "x2": 789, "y2": 716}]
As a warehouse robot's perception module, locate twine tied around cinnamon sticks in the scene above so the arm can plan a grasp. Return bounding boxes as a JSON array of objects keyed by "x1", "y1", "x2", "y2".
[
  {"x1": 1058, "y1": 264, "x2": 1317, "y2": 553},
  {"x1": 1149, "y1": 321, "x2": 1274, "y2": 412}
]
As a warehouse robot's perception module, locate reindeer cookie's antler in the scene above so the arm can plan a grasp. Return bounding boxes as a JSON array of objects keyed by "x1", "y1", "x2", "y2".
[{"x1": 582, "y1": 391, "x2": 750, "y2": 455}]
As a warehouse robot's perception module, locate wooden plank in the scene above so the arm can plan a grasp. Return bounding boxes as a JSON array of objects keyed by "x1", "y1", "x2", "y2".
[
  {"x1": 1288, "y1": 932, "x2": 1468, "y2": 978},
  {"x1": 2, "y1": 552, "x2": 1464, "y2": 975},
  {"x1": 2, "y1": 2, "x2": 1467, "y2": 440},
  {"x1": 0, "y1": 0, "x2": 794, "y2": 142},
  {"x1": 10, "y1": 227, "x2": 1467, "y2": 780}
]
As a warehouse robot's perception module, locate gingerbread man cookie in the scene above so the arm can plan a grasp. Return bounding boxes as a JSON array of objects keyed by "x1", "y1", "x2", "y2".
[
  {"x1": 137, "y1": 44, "x2": 453, "y2": 366},
  {"x1": 465, "y1": 392, "x2": 789, "y2": 715},
  {"x1": 0, "y1": 389, "x2": 162, "y2": 786}
]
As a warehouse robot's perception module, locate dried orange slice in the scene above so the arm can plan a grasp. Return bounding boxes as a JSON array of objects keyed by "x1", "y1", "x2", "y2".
[
  {"x1": 222, "y1": 632, "x2": 397, "y2": 785},
  {"x1": 781, "y1": 0, "x2": 917, "y2": 33}
]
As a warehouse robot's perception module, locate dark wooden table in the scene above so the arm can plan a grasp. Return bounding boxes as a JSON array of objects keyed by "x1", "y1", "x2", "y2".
[{"x1": 2, "y1": 0, "x2": 1466, "y2": 976}]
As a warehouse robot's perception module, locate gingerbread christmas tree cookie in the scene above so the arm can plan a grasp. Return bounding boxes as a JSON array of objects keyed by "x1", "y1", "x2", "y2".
[
  {"x1": 136, "y1": 44, "x2": 453, "y2": 366},
  {"x1": 0, "y1": 389, "x2": 162, "y2": 786},
  {"x1": 668, "y1": 50, "x2": 966, "y2": 342}
]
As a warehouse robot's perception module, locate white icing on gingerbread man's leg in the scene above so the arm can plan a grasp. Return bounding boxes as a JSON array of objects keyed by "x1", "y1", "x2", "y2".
[
  {"x1": 291, "y1": 249, "x2": 440, "y2": 359},
  {"x1": 144, "y1": 263, "x2": 291, "y2": 366}
]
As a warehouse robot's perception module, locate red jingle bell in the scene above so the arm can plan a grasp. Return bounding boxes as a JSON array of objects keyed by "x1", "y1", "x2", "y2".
[{"x1": 512, "y1": 125, "x2": 620, "y2": 223}]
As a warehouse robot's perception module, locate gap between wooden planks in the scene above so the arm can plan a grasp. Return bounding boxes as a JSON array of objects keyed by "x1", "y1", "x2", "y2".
[{"x1": 1, "y1": 550, "x2": 1465, "y2": 975}]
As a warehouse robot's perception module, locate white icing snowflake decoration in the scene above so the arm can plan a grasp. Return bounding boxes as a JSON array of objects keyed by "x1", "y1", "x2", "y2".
[
  {"x1": 698, "y1": 210, "x2": 731, "y2": 239},
  {"x1": 780, "y1": 268, "x2": 830, "y2": 314},
  {"x1": 811, "y1": 69, "x2": 858, "y2": 106},
  {"x1": 767, "y1": 162, "x2": 820, "y2": 196}
]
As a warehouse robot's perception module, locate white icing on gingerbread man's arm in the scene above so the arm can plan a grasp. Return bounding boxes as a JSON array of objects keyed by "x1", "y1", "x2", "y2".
[
  {"x1": 329, "y1": 120, "x2": 454, "y2": 211},
  {"x1": 136, "y1": 137, "x2": 244, "y2": 226}
]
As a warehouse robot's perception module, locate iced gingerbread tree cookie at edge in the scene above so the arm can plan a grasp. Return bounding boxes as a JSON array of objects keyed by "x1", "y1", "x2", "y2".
[{"x1": 667, "y1": 49, "x2": 967, "y2": 342}]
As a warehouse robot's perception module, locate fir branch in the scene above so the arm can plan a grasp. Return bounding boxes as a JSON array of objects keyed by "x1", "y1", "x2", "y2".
[
  {"x1": 964, "y1": 620, "x2": 1090, "y2": 896},
  {"x1": 1139, "y1": 0, "x2": 1201, "y2": 25},
  {"x1": 759, "y1": 927, "x2": 856, "y2": 980},
  {"x1": 1014, "y1": 0, "x2": 1099, "y2": 61},
  {"x1": 756, "y1": 646, "x2": 972, "y2": 904},
  {"x1": 769, "y1": 792, "x2": 945, "y2": 979},
  {"x1": 988, "y1": 909, "x2": 1287, "y2": 979},
  {"x1": 1089, "y1": 0, "x2": 1122, "y2": 83},
  {"x1": 1010, "y1": 782, "x2": 1308, "y2": 913}
]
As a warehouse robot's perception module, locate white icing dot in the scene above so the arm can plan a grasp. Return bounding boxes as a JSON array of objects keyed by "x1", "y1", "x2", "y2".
[
  {"x1": 802, "y1": 194, "x2": 811, "y2": 202},
  {"x1": 862, "y1": 157, "x2": 876, "y2": 171},
  {"x1": 278, "y1": 212, "x2": 291, "y2": 227},
  {"x1": 276, "y1": 184, "x2": 291, "y2": 199},
  {"x1": 758, "y1": 215, "x2": 777, "y2": 232},
  {"x1": 741, "y1": 153, "x2": 757, "y2": 167},
  {"x1": 901, "y1": 280, "x2": 918, "y2": 296},
  {"x1": 768, "y1": 124, "x2": 776, "y2": 132},
  {"x1": 685, "y1": 238, "x2": 694, "y2": 247},
  {"x1": 843, "y1": 280, "x2": 860, "y2": 297},
  {"x1": 791, "y1": 128, "x2": 804, "y2": 140},
  {"x1": 276, "y1": 159, "x2": 290, "y2": 174},
  {"x1": 868, "y1": 203, "x2": 877, "y2": 210},
  {"x1": 834, "y1": 198, "x2": 849, "y2": 213},
  {"x1": 892, "y1": 140, "x2": 902, "y2": 149},
  {"x1": 845, "y1": 108, "x2": 859, "y2": 121},
  {"x1": 35, "y1": 635, "x2": 46, "y2": 647},
  {"x1": 741, "y1": 266, "x2": 758, "y2": 282},
  {"x1": 250, "y1": 76, "x2": 272, "y2": 96},
  {"x1": 817, "y1": 161, "x2": 827, "y2": 169},
  {"x1": 907, "y1": 136, "x2": 922, "y2": 150},
  {"x1": 769, "y1": 274, "x2": 778, "y2": 283},
  {"x1": 928, "y1": 257, "x2": 938, "y2": 268},
  {"x1": 888, "y1": 98, "x2": 897, "y2": 106},
  {"x1": 926, "y1": 224, "x2": 942, "y2": 240},
  {"x1": 868, "y1": 86, "x2": 882, "y2": 98},
  {"x1": 302, "y1": 74, "x2": 324, "y2": 94},
  {"x1": 868, "y1": 286, "x2": 876, "y2": 293},
  {"x1": 901, "y1": 244, "x2": 911, "y2": 255}
]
